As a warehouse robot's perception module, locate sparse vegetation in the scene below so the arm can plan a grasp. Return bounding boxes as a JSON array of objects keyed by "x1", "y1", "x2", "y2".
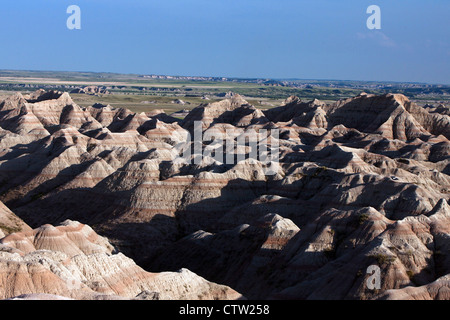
[
  {"x1": 406, "y1": 270, "x2": 415, "y2": 280},
  {"x1": 31, "y1": 192, "x2": 45, "y2": 201},
  {"x1": 2, "y1": 70, "x2": 449, "y2": 116},
  {"x1": 358, "y1": 213, "x2": 370, "y2": 225},
  {"x1": 0, "y1": 222, "x2": 21, "y2": 235},
  {"x1": 370, "y1": 253, "x2": 396, "y2": 265},
  {"x1": 87, "y1": 143, "x2": 98, "y2": 152}
]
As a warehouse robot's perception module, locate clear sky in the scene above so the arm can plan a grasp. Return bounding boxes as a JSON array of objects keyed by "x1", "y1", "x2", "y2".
[{"x1": 0, "y1": 0, "x2": 449, "y2": 84}]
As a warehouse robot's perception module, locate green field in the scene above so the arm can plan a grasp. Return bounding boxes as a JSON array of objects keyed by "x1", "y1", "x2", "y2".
[{"x1": 1, "y1": 70, "x2": 449, "y2": 114}]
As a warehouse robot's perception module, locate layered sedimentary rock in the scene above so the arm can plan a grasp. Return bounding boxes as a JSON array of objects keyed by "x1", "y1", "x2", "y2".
[
  {"x1": 0, "y1": 90, "x2": 448, "y2": 300},
  {"x1": 181, "y1": 94, "x2": 268, "y2": 130},
  {"x1": 0, "y1": 201, "x2": 31, "y2": 238},
  {"x1": 0, "y1": 220, "x2": 242, "y2": 300},
  {"x1": 70, "y1": 86, "x2": 110, "y2": 95}
]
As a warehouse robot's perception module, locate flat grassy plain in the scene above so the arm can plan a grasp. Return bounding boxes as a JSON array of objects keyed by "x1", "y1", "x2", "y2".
[{"x1": 1, "y1": 70, "x2": 448, "y2": 115}]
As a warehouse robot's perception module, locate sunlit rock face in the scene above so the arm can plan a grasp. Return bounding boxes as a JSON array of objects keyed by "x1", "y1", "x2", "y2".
[
  {"x1": 0, "y1": 90, "x2": 448, "y2": 300},
  {"x1": 0, "y1": 219, "x2": 243, "y2": 300}
]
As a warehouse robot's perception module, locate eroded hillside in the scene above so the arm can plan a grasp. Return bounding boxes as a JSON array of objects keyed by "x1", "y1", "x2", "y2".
[{"x1": 0, "y1": 90, "x2": 448, "y2": 300}]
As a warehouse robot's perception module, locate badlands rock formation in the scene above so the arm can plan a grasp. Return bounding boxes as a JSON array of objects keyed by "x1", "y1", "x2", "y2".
[
  {"x1": 0, "y1": 201, "x2": 31, "y2": 238},
  {"x1": 0, "y1": 219, "x2": 242, "y2": 300},
  {"x1": 0, "y1": 90, "x2": 449, "y2": 300},
  {"x1": 70, "y1": 86, "x2": 110, "y2": 95}
]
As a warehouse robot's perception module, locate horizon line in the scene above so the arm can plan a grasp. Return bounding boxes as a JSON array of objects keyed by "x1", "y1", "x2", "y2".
[{"x1": 0, "y1": 68, "x2": 448, "y2": 86}]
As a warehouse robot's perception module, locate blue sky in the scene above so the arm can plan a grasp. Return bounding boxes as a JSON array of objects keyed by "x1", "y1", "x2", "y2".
[{"x1": 0, "y1": 0, "x2": 449, "y2": 84}]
